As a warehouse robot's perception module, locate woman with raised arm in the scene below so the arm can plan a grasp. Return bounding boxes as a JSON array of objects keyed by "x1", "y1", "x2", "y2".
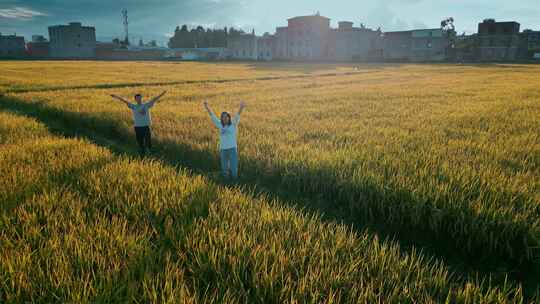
[
  {"x1": 111, "y1": 91, "x2": 167, "y2": 156},
  {"x1": 204, "y1": 100, "x2": 246, "y2": 180}
]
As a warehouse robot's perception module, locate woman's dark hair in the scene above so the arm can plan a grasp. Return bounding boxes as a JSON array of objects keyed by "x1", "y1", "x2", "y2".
[
  {"x1": 221, "y1": 112, "x2": 232, "y2": 126},
  {"x1": 134, "y1": 94, "x2": 142, "y2": 98}
]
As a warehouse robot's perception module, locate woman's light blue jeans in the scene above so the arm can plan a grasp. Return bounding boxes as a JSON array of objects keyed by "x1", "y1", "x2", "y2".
[{"x1": 220, "y1": 148, "x2": 238, "y2": 179}]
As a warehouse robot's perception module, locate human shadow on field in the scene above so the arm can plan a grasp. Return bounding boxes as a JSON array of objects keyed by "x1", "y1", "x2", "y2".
[
  {"x1": 0, "y1": 95, "x2": 538, "y2": 297},
  {"x1": 0, "y1": 129, "x2": 216, "y2": 302}
]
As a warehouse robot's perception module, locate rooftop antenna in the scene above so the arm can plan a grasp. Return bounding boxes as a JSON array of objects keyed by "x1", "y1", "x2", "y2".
[{"x1": 122, "y1": 8, "x2": 130, "y2": 46}]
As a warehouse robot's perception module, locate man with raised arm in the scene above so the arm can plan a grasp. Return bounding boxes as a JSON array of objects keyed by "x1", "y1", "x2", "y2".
[{"x1": 111, "y1": 91, "x2": 167, "y2": 156}]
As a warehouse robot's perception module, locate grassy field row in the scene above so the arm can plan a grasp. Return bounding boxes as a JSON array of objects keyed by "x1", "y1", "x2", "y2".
[
  {"x1": 3, "y1": 64, "x2": 538, "y2": 273},
  {"x1": 0, "y1": 61, "x2": 372, "y2": 93},
  {"x1": 2, "y1": 110, "x2": 532, "y2": 303}
]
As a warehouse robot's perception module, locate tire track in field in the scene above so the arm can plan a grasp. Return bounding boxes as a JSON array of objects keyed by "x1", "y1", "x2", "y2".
[{"x1": 5, "y1": 71, "x2": 371, "y2": 94}]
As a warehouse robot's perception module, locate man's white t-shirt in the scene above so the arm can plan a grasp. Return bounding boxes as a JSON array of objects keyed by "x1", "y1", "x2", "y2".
[{"x1": 128, "y1": 101, "x2": 155, "y2": 127}]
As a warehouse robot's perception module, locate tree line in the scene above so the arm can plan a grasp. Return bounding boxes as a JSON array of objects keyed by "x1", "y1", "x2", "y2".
[{"x1": 168, "y1": 25, "x2": 246, "y2": 48}]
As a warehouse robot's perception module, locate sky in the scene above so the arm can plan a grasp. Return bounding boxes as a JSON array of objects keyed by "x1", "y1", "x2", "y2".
[{"x1": 1, "y1": 0, "x2": 539, "y2": 46}]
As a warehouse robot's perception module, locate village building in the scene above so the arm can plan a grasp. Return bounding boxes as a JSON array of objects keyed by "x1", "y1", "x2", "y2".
[
  {"x1": 274, "y1": 27, "x2": 289, "y2": 59},
  {"x1": 454, "y1": 34, "x2": 478, "y2": 62},
  {"x1": 0, "y1": 33, "x2": 26, "y2": 58},
  {"x1": 328, "y1": 21, "x2": 382, "y2": 61},
  {"x1": 519, "y1": 30, "x2": 540, "y2": 60},
  {"x1": 26, "y1": 35, "x2": 50, "y2": 58},
  {"x1": 410, "y1": 28, "x2": 448, "y2": 62},
  {"x1": 383, "y1": 31, "x2": 412, "y2": 61},
  {"x1": 383, "y1": 28, "x2": 449, "y2": 62},
  {"x1": 477, "y1": 19, "x2": 520, "y2": 61},
  {"x1": 257, "y1": 33, "x2": 275, "y2": 61},
  {"x1": 227, "y1": 31, "x2": 258, "y2": 60},
  {"x1": 48, "y1": 22, "x2": 96, "y2": 58},
  {"x1": 285, "y1": 14, "x2": 331, "y2": 60}
]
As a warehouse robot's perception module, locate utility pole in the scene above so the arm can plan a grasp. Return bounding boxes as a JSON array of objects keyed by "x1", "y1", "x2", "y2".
[{"x1": 122, "y1": 9, "x2": 130, "y2": 46}]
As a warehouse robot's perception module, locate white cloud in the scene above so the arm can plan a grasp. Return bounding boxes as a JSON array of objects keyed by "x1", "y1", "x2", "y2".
[{"x1": 0, "y1": 6, "x2": 46, "y2": 20}]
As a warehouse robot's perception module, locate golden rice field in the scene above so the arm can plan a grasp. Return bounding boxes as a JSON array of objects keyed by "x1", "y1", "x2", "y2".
[{"x1": 0, "y1": 61, "x2": 539, "y2": 303}]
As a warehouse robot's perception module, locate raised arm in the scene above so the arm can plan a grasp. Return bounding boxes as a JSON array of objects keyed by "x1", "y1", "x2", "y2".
[
  {"x1": 148, "y1": 91, "x2": 167, "y2": 106},
  {"x1": 111, "y1": 94, "x2": 133, "y2": 107},
  {"x1": 233, "y1": 101, "x2": 246, "y2": 125},
  {"x1": 204, "y1": 100, "x2": 221, "y2": 128}
]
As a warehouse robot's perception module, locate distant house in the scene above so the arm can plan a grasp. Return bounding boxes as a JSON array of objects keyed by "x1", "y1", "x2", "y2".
[
  {"x1": 410, "y1": 28, "x2": 448, "y2": 62},
  {"x1": 223, "y1": 13, "x2": 459, "y2": 62},
  {"x1": 227, "y1": 31, "x2": 258, "y2": 60},
  {"x1": 48, "y1": 22, "x2": 96, "y2": 58},
  {"x1": 519, "y1": 30, "x2": 540, "y2": 61},
  {"x1": 383, "y1": 31, "x2": 412, "y2": 61},
  {"x1": 477, "y1": 19, "x2": 520, "y2": 61},
  {"x1": 382, "y1": 29, "x2": 449, "y2": 62},
  {"x1": 0, "y1": 33, "x2": 26, "y2": 58},
  {"x1": 285, "y1": 14, "x2": 331, "y2": 60},
  {"x1": 26, "y1": 35, "x2": 50, "y2": 58},
  {"x1": 455, "y1": 34, "x2": 478, "y2": 62},
  {"x1": 274, "y1": 27, "x2": 288, "y2": 59},
  {"x1": 328, "y1": 21, "x2": 382, "y2": 61},
  {"x1": 257, "y1": 34, "x2": 275, "y2": 61}
]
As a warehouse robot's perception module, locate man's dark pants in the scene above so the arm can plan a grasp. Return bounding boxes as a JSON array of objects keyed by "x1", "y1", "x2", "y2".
[{"x1": 134, "y1": 126, "x2": 152, "y2": 155}]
